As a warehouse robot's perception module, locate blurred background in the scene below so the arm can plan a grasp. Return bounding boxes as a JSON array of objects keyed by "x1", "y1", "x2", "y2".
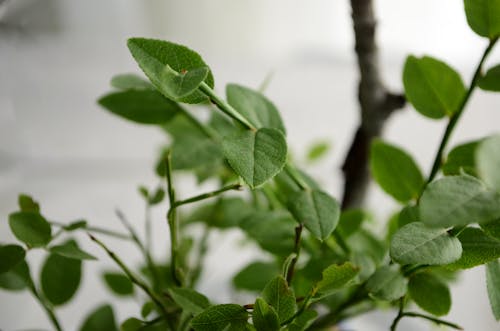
[{"x1": 1, "y1": 0, "x2": 499, "y2": 330}]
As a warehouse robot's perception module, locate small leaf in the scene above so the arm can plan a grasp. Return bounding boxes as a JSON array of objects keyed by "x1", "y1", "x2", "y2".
[
  {"x1": 127, "y1": 38, "x2": 214, "y2": 104},
  {"x1": 63, "y1": 220, "x2": 88, "y2": 231},
  {"x1": 103, "y1": 272, "x2": 134, "y2": 296},
  {"x1": 168, "y1": 287, "x2": 210, "y2": 315},
  {"x1": 233, "y1": 262, "x2": 280, "y2": 292},
  {"x1": 477, "y1": 135, "x2": 500, "y2": 192},
  {"x1": 49, "y1": 240, "x2": 96, "y2": 260},
  {"x1": 187, "y1": 197, "x2": 253, "y2": 229},
  {"x1": 79, "y1": 304, "x2": 118, "y2": 331},
  {"x1": 442, "y1": 140, "x2": 480, "y2": 176},
  {"x1": 226, "y1": 83, "x2": 286, "y2": 134},
  {"x1": 420, "y1": 175, "x2": 500, "y2": 227},
  {"x1": 288, "y1": 310, "x2": 318, "y2": 331},
  {"x1": 337, "y1": 209, "x2": 367, "y2": 238},
  {"x1": 148, "y1": 187, "x2": 165, "y2": 205},
  {"x1": 366, "y1": 265, "x2": 408, "y2": 301},
  {"x1": 398, "y1": 205, "x2": 419, "y2": 229},
  {"x1": 403, "y1": 55, "x2": 466, "y2": 118},
  {"x1": 141, "y1": 302, "x2": 155, "y2": 319},
  {"x1": 121, "y1": 317, "x2": 143, "y2": 331},
  {"x1": 390, "y1": 222, "x2": 462, "y2": 265},
  {"x1": 464, "y1": 0, "x2": 500, "y2": 38},
  {"x1": 99, "y1": 89, "x2": 180, "y2": 125},
  {"x1": 261, "y1": 276, "x2": 296, "y2": 323},
  {"x1": 191, "y1": 304, "x2": 248, "y2": 331},
  {"x1": 110, "y1": 73, "x2": 152, "y2": 90},
  {"x1": 479, "y1": 64, "x2": 500, "y2": 91},
  {"x1": 252, "y1": 298, "x2": 280, "y2": 331},
  {"x1": 288, "y1": 189, "x2": 340, "y2": 240},
  {"x1": 18, "y1": 194, "x2": 40, "y2": 212},
  {"x1": 221, "y1": 128, "x2": 287, "y2": 188},
  {"x1": 315, "y1": 262, "x2": 359, "y2": 298},
  {"x1": 481, "y1": 219, "x2": 500, "y2": 240},
  {"x1": 306, "y1": 141, "x2": 330, "y2": 162},
  {"x1": 370, "y1": 140, "x2": 424, "y2": 202},
  {"x1": 408, "y1": 273, "x2": 451, "y2": 316},
  {"x1": 0, "y1": 261, "x2": 32, "y2": 291},
  {"x1": 41, "y1": 253, "x2": 81, "y2": 305},
  {"x1": 447, "y1": 227, "x2": 500, "y2": 270},
  {"x1": 486, "y1": 260, "x2": 500, "y2": 320},
  {"x1": 0, "y1": 244, "x2": 26, "y2": 274},
  {"x1": 9, "y1": 211, "x2": 51, "y2": 247}
]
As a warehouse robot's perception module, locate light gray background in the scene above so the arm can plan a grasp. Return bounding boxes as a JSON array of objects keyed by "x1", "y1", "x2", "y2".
[{"x1": 0, "y1": 0, "x2": 499, "y2": 330}]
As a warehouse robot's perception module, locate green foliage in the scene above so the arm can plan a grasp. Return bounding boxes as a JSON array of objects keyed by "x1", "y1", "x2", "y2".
[
  {"x1": 233, "y1": 261, "x2": 280, "y2": 292},
  {"x1": 408, "y1": 273, "x2": 451, "y2": 316},
  {"x1": 0, "y1": 261, "x2": 31, "y2": 291},
  {"x1": 191, "y1": 304, "x2": 249, "y2": 330},
  {"x1": 0, "y1": 244, "x2": 25, "y2": 274},
  {"x1": 486, "y1": 260, "x2": 500, "y2": 320},
  {"x1": 366, "y1": 265, "x2": 408, "y2": 301},
  {"x1": 168, "y1": 287, "x2": 210, "y2": 315},
  {"x1": 41, "y1": 253, "x2": 82, "y2": 305},
  {"x1": 110, "y1": 73, "x2": 152, "y2": 90},
  {"x1": 253, "y1": 298, "x2": 280, "y2": 331},
  {"x1": 79, "y1": 304, "x2": 118, "y2": 331},
  {"x1": 464, "y1": 0, "x2": 500, "y2": 38},
  {"x1": 9, "y1": 211, "x2": 52, "y2": 247},
  {"x1": 477, "y1": 135, "x2": 500, "y2": 191},
  {"x1": 442, "y1": 140, "x2": 480, "y2": 176},
  {"x1": 478, "y1": 64, "x2": 500, "y2": 91},
  {"x1": 261, "y1": 276, "x2": 297, "y2": 323},
  {"x1": 315, "y1": 262, "x2": 359, "y2": 298},
  {"x1": 49, "y1": 240, "x2": 96, "y2": 260},
  {"x1": 103, "y1": 272, "x2": 134, "y2": 296},
  {"x1": 18, "y1": 194, "x2": 40, "y2": 212},
  {"x1": 306, "y1": 141, "x2": 330, "y2": 162}
]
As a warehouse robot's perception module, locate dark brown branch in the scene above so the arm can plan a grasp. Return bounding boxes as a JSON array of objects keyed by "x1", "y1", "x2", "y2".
[{"x1": 341, "y1": 0, "x2": 405, "y2": 209}]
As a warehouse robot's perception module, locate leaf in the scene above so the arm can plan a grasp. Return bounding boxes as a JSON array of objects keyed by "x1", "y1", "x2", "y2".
[
  {"x1": 127, "y1": 38, "x2": 214, "y2": 104},
  {"x1": 79, "y1": 304, "x2": 118, "y2": 331},
  {"x1": 420, "y1": 175, "x2": 500, "y2": 227},
  {"x1": 221, "y1": 128, "x2": 287, "y2": 188},
  {"x1": 171, "y1": 134, "x2": 223, "y2": 170},
  {"x1": 398, "y1": 205, "x2": 420, "y2": 229},
  {"x1": 315, "y1": 262, "x2": 359, "y2": 298},
  {"x1": 121, "y1": 317, "x2": 143, "y2": 331},
  {"x1": 187, "y1": 197, "x2": 253, "y2": 229},
  {"x1": 464, "y1": 0, "x2": 500, "y2": 38},
  {"x1": 49, "y1": 240, "x2": 96, "y2": 260},
  {"x1": 390, "y1": 222, "x2": 462, "y2": 265},
  {"x1": 141, "y1": 302, "x2": 155, "y2": 319},
  {"x1": 0, "y1": 244, "x2": 26, "y2": 274},
  {"x1": 408, "y1": 273, "x2": 451, "y2": 316},
  {"x1": 370, "y1": 140, "x2": 424, "y2": 202},
  {"x1": 18, "y1": 194, "x2": 40, "y2": 212},
  {"x1": 446, "y1": 227, "x2": 500, "y2": 269},
  {"x1": 9, "y1": 211, "x2": 51, "y2": 247},
  {"x1": 226, "y1": 84, "x2": 286, "y2": 134},
  {"x1": 233, "y1": 262, "x2": 280, "y2": 292},
  {"x1": 191, "y1": 304, "x2": 249, "y2": 331},
  {"x1": 477, "y1": 135, "x2": 500, "y2": 192},
  {"x1": 479, "y1": 64, "x2": 500, "y2": 91},
  {"x1": 306, "y1": 141, "x2": 330, "y2": 162},
  {"x1": 252, "y1": 298, "x2": 280, "y2": 331},
  {"x1": 99, "y1": 89, "x2": 180, "y2": 125},
  {"x1": 486, "y1": 260, "x2": 500, "y2": 320},
  {"x1": 0, "y1": 261, "x2": 32, "y2": 291},
  {"x1": 287, "y1": 310, "x2": 318, "y2": 331},
  {"x1": 288, "y1": 189, "x2": 340, "y2": 240},
  {"x1": 403, "y1": 55, "x2": 466, "y2": 118},
  {"x1": 103, "y1": 272, "x2": 134, "y2": 296},
  {"x1": 63, "y1": 220, "x2": 88, "y2": 231},
  {"x1": 168, "y1": 287, "x2": 210, "y2": 315},
  {"x1": 366, "y1": 265, "x2": 408, "y2": 301},
  {"x1": 261, "y1": 276, "x2": 296, "y2": 323},
  {"x1": 442, "y1": 140, "x2": 480, "y2": 176},
  {"x1": 41, "y1": 253, "x2": 81, "y2": 305},
  {"x1": 110, "y1": 73, "x2": 152, "y2": 90},
  {"x1": 481, "y1": 219, "x2": 500, "y2": 240}
]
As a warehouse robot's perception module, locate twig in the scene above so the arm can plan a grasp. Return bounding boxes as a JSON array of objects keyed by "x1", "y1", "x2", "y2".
[
  {"x1": 399, "y1": 312, "x2": 463, "y2": 330},
  {"x1": 286, "y1": 224, "x2": 303, "y2": 283},
  {"x1": 389, "y1": 297, "x2": 405, "y2": 331},
  {"x1": 165, "y1": 151, "x2": 182, "y2": 286},
  {"x1": 29, "y1": 285, "x2": 63, "y2": 331},
  {"x1": 173, "y1": 183, "x2": 243, "y2": 208},
  {"x1": 50, "y1": 221, "x2": 131, "y2": 240}
]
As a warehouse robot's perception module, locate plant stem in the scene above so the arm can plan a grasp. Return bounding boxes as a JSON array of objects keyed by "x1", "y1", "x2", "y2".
[
  {"x1": 390, "y1": 297, "x2": 405, "y2": 331},
  {"x1": 50, "y1": 221, "x2": 131, "y2": 240},
  {"x1": 426, "y1": 37, "x2": 498, "y2": 184},
  {"x1": 173, "y1": 183, "x2": 243, "y2": 208},
  {"x1": 286, "y1": 224, "x2": 303, "y2": 283},
  {"x1": 400, "y1": 312, "x2": 463, "y2": 330},
  {"x1": 29, "y1": 286, "x2": 63, "y2": 331},
  {"x1": 198, "y1": 82, "x2": 257, "y2": 131}
]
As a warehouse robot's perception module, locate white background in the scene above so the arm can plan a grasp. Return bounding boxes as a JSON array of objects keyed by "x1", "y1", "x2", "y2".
[{"x1": 0, "y1": 0, "x2": 499, "y2": 330}]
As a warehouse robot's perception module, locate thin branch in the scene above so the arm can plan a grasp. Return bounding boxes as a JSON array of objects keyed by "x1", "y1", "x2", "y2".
[
  {"x1": 29, "y1": 285, "x2": 63, "y2": 331},
  {"x1": 165, "y1": 151, "x2": 182, "y2": 286},
  {"x1": 286, "y1": 224, "x2": 303, "y2": 283},
  {"x1": 173, "y1": 183, "x2": 243, "y2": 208},
  {"x1": 390, "y1": 297, "x2": 406, "y2": 331},
  {"x1": 400, "y1": 312, "x2": 463, "y2": 330}
]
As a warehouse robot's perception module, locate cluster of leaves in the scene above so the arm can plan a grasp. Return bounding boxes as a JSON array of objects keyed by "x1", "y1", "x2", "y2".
[{"x1": 1, "y1": 1, "x2": 500, "y2": 330}]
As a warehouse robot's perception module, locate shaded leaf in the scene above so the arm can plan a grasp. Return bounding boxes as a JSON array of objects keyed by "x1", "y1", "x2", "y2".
[
  {"x1": 79, "y1": 304, "x2": 118, "y2": 331},
  {"x1": 168, "y1": 287, "x2": 210, "y2": 315},
  {"x1": 252, "y1": 298, "x2": 280, "y2": 331},
  {"x1": 110, "y1": 73, "x2": 152, "y2": 90},
  {"x1": 191, "y1": 304, "x2": 248, "y2": 331},
  {"x1": 464, "y1": 0, "x2": 500, "y2": 38},
  {"x1": 262, "y1": 276, "x2": 296, "y2": 323},
  {"x1": 49, "y1": 240, "x2": 96, "y2": 260},
  {"x1": 442, "y1": 140, "x2": 480, "y2": 176},
  {"x1": 337, "y1": 209, "x2": 367, "y2": 238},
  {"x1": 447, "y1": 227, "x2": 500, "y2": 269},
  {"x1": 315, "y1": 262, "x2": 359, "y2": 298},
  {"x1": 0, "y1": 244, "x2": 25, "y2": 274},
  {"x1": 63, "y1": 220, "x2": 88, "y2": 231},
  {"x1": 187, "y1": 197, "x2": 253, "y2": 229},
  {"x1": 486, "y1": 260, "x2": 500, "y2": 320},
  {"x1": 479, "y1": 64, "x2": 500, "y2": 91},
  {"x1": 233, "y1": 262, "x2": 280, "y2": 292},
  {"x1": 481, "y1": 219, "x2": 500, "y2": 240},
  {"x1": 366, "y1": 265, "x2": 408, "y2": 301},
  {"x1": 408, "y1": 273, "x2": 451, "y2": 316},
  {"x1": 288, "y1": 310, "x2": 318, "y2": 331},
  {"x1": 9, "y1": 211, "x2": 51, "y2": 247},
  {"x1": 121, "y1": 317, "x2": 143, "y2": 331},
  {"x1": 477, "y1": 135, "x2": 500, "y2": 192},
  {"x1": 41, "y1": 253, "x2": 81, "y2": 305},
  {"x1": 103, "y1": 272, "x2": 134, "y2": 296},
  {"x1": 0, "y1": 261, "x2": 32, "y2": 291}
]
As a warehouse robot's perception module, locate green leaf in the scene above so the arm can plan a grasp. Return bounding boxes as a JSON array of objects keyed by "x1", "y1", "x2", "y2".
[
  {"x1": 18, "y1": 194, "x2": 40, "y2": 212},
  {"x1": 261, "y1": 276, "x2": 296, "y2": 323},
  {"x1": 41, "y1": 253, "x2": 81, "y2": 305},
  {"x1": 408, "y1": 273, "x2": 451, "y2": 316},
  {"x1": 141, "y1": 302, "x2": 155, "y2": 319},
  {"x1": 398, "y1": 205, "x2": 420, "y2": 229},
  {"x1": 9, "y1": 211, "x2": 51, "y2": 247},
  {"x1": 390, "y1": 222, "x2": 462, "y2": 265},
  {"x1": 63, "y1": 220, "x2": 88, "y2": 231},
  {"x1": 0, "y1": 244, "x2": 26, "y2": 274},
  {"x1": 171, "y1": 134, "x2": 223, "y2": 170},
  {"x1": 233, "y1": 262, "x2": 280, "y2": 292},
  {"x1": 315, "y1": 262, "x2": 359, "y2": 298},
  {"x1": 287, "y1": 310, "x2": 318, "y2": 331},
  {"x1": 0, "y1": 261, "x2": 32, "y2": 291},
  {"x1": 148, "y1": 187, "x2": 165, "y2": 205},
  {"x1": 79, "y1": 304, "x2": 118, "y2": 331},
  {"x1": 127, "y1": 38, "x2": 214, "y2": 104},
  {"x1": 370, "y1": 140, "x2": 424, "y2": 202},
  {"x1": 337, "y1": 209, "x2": 367, "y2": 238},
  {"x1": 366, "y1": 265, "x2": 408, "y2": 301},
  {"x1": 486, "y1": 260, "x2": 500, "y2": 320},
  {"x1": 168, "y1": 287, "x2": 210, "y2": 315},
  {"x1": 477, "y1": 135, "x2": 500, "y2": 192},
  {"x1": 403, "y1": 55, "x2": 466, "y2": 118},
  {"x1": 464, "y1": 0, "x2": 500, "y2": 38},
  {"x1": 221, "y1": 128, "x2": 287, "y2": 188},
  {"x1": 306, "y1": 141, "x2": 330, "y2": 162},
  {"x1": 121, "y1": 317, "x2": 143, "y2": 331},
  {"x1": 187, "y1": 197, "x2": 253, "y2": 229},
  {"x1": 479, "y1": 64, "x2": 500, "y2": 91},
  {"x1": 481, "y1": 219, "x2": 500, "y2": 240},
  {"x1": 99, "y1": 90, "x2": 180, "y2": 125},
  {"x1": 49, "y1": 240, "x2": 96, "y2": 260},
  {"x1": 252, "y1": 298, "x2": 280, "y2": 331},
  {"x1": 191, "y1": 304, "x2": 248, "y2": 331},
  {"x1": 103, "y1": 272, "x2": 134, "y2": 296},
  {"x1": 226, "y1": 84, "x2": 286, "y2": 134},
  {"x1": 288, "y1": 189, "x2": 340, "y2": 240},
  {"x1": 420, "y1": 175, "x2": 500, "y2": 227},
  {"x1": 447, "y1": 227, "x2": 500, "y2": 269},
  {"x1": 442, "y1": 140, "x2": 480, "y2": 176},
  {"x1": 110, "y1": 73, "x2": 152, "y2": 90}
]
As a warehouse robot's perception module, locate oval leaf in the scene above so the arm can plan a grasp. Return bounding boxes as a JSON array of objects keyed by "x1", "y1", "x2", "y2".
[
  {"x1": 233, "y1": 261, "x2": 280, "y2": 292},
  {"x1": 315, "y1": 262, "x2": 359, "y2": 298},
  {"x1": 253, "y1": 298, "x2": 280, "y2": 331},
  {"x1": 464, "y1": 0, "x2": 500, "y2": 38},
  {"x1": 222, "y1": 128, "x2": 287, "y2": 188},
  {"x1": 18, "y1": 194, "x2": 40, "y2": 212},
  {"x1": 420, "y1": 175, "x2": 500, "y2": 227},
  {"x1": 49, "y1": 240, "x2": 96, "y2": 260},
  {"x1": 390, "y1": 222, "x2": 462, "y2": 265},
  {"x1": 9, "y1": 211, "x2": 51, "y2": 247},
  {"x1": 191, "y1": 304, "x2": 248, "y2": 331},
  {"x1": 477, "y1": 135, "x2": 500, "y2": 192},
  {"x1": 370, "y1": 140, "x2": 424, "y2": 202},
  {"x1": 103, "y1": 272, "x2": 134, "y2": 296},
  {"x1": 366, "y1": 265, "x2": 408, "y2": 301},
  {"x1": 486, "y1": 260, "x2": 500, "y2": 320},
  {"x1": 447, "y1": 227, "x2": 500, "y2": 270},
  {"x1": 0, "y1": 261, "x2": 31, "y2": 291},
  {"x1": 403, "y1": 55, "x2": 466, "y2": 118},
  {"x1": 41, "y1": 253, "x2": 82, "y2": 305},
  {"x1": 408, "y1": 273, "x2": 451, "y2": 316},
  {"x1": 288, "y1": 189, "x2": 340, "y2": 240},
  {"x1": 79, "y1": 304, "x2": 118, "y2": 331},
  {"x1": 478, "y1": 64, "x2": 500, "y2": 91},
  {"x1": 262, "y1": 276, "x2": 297, "y2": 323},
  {"x1": 168, "y1": 287, "x2": 210, "y2": 315},
  {"x1": 0, "y1": 244, "x2": 26, "y2": 274},
  {"x1": 442, "y1": 140, "x2": 480, "y2": 176},
  {"x1": 110, "y1": 73, "x2": 152, "y2": 90}
]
